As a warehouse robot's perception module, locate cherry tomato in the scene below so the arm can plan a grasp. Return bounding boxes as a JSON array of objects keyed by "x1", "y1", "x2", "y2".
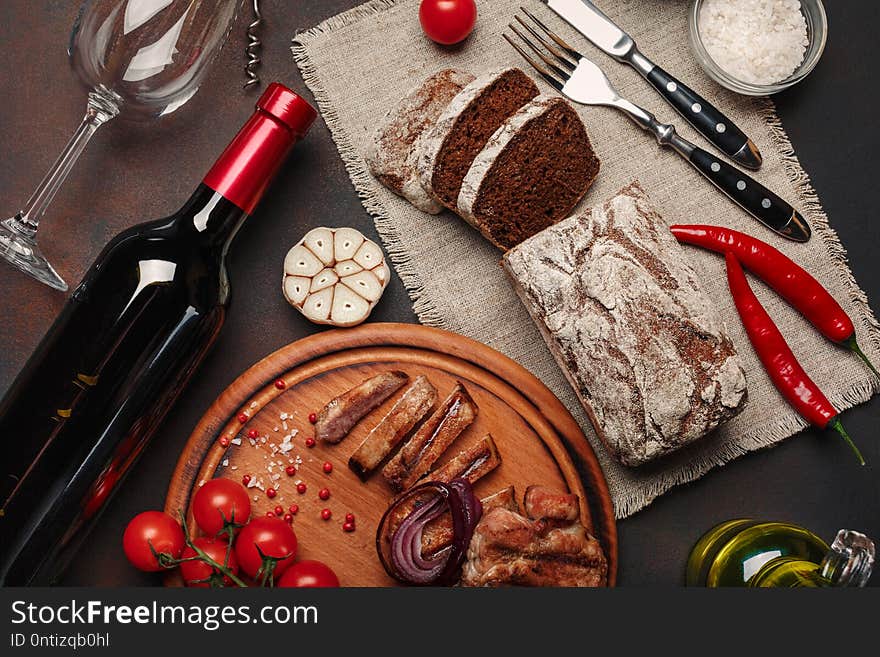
[
  {"x1": 419, "y1": 0, "x2": 477, "y2": 45},
  {"x1": 122, "y1": 511, "x2": 185, "y2": 572},
  {"x1": 277, "y1": 560, "x2": 340, "y2": 588},
  {"x1": 235, "y1": 517, "x2": 298, "y2": 579},
  {"x1": 180, "y1": 537, "x2": 239, "y2": 588},
  {"x1": 192, "y1": 478, "x2": 252, "y2": 536}
]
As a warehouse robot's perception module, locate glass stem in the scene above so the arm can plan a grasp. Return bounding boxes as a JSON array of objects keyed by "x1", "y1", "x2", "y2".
[{"x1": 15, "y1": 92, "x2": 119, "y2": 235}]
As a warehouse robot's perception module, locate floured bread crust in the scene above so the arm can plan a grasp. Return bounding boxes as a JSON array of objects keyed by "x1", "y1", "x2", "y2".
[
  {"x1": 503, "y1": 182, "x2": 747, "y2": 466},
  {"x1": 366, "y1": 69, "x2": 475, "y2": 213}
]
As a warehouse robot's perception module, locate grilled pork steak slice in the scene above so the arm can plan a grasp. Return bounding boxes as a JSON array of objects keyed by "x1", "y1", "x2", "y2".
[
  {"x1": 382, "y1": 382, "x2": 478, "y2": 492},
  {"x1": 429, "y1": 435, "x2": 500, "y2": 484},
  {"x1": 315, "y1": 371, "x2": 409, "y2": 443},
  {"x1": 461, "y1": 487, "x2": 607, "y2": 587},
  {"x1": 348, "y1": 375, "x2": 438, "y2": 480}
]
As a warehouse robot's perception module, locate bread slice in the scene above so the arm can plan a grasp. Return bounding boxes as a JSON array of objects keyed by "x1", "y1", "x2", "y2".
[
  {"x1": 417, "y1": 68, "x2": 539, "y2": 211},
  {"x1": 367, "y1": 69, "x2": 475, "y2": 213},
  {"x1": 502, "y1": 182, "x2": 748, "y2": 466},
  {"x1": 458, "y1": 95, "x2": 600, "y2": 250}
]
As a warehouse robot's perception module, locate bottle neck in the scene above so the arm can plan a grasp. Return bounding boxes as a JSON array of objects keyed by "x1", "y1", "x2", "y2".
[
  {"x1": 202, "y1": 106, "x2": 300, "y2": 216},
  {"x1": 185, "y1": 87, "x2": 314, "y2": 250},
  {"x1": 819, "y1": 530, "x2": 875, "y2": 587},
  {"x1": 177, "y1": 185, "x2": 248, "y2": 252}
]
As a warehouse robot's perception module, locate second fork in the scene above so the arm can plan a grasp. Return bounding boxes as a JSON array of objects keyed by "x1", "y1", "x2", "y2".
[{"x1": 506, "y1": 9, "x2": 811, "y2": 243}]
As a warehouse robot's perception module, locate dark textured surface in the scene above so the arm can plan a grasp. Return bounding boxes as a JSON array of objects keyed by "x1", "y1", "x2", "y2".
[{"x1": 0, "y1": 1, "x2": 877, "y2": 586}]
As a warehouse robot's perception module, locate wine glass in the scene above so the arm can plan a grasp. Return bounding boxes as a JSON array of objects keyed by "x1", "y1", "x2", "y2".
[{"x1": 0, "y1": 0, "x2": 242, "y2": 291}]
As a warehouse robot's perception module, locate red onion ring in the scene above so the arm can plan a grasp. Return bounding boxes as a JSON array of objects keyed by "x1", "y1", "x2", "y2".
[{"x1": 376, "y1": 479, "x2": 482, "y2": 586}]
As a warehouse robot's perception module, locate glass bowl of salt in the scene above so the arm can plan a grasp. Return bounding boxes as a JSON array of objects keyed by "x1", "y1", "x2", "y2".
[{"x1": 689, "y1": 0, "x2": 827, "y2": 96}]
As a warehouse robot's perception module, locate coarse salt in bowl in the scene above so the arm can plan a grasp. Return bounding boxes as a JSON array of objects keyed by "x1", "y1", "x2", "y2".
[{"x1": 689, "y1": 0, "x2": 827, "y2": 95}]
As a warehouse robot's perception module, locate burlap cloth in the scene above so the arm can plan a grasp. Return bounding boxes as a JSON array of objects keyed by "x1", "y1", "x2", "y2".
[{"x1": 293, "y1": 0, "x2": 880, "y2": 518}]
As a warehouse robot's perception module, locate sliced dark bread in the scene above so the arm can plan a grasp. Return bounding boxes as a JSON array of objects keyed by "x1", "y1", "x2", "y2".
[
  {"x1": 458, "y1": 95, "x2": 600, "y2": 250},
  {"x1": 367, "y1": 69, "x2": 475, "y2": 213},
  {"x1": 417, "y1": 68, "x2": 539, "y2": 211}
]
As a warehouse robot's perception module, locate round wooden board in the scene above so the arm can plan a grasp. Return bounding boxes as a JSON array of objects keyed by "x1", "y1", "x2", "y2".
[{"x1": 165, "y1": 323, "x2": 617, "y2": 586}]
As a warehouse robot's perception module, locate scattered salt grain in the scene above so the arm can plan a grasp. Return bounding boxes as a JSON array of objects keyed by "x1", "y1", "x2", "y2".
[
  {"x1": 699, "y1": 0, "x2": 808, "y2": 85},
  {"x1": 231, "y1": 437, "x2": 242, "y2": 445}
]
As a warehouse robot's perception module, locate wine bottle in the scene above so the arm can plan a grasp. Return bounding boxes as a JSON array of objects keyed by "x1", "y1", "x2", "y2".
[{"x1": 0, "y1": 83, "x2": 317, "y2": 585}]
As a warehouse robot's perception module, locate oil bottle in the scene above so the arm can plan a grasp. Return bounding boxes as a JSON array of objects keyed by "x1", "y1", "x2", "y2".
[{"x1": 686, "y1": 519, "x2": 874, "y2": 587}]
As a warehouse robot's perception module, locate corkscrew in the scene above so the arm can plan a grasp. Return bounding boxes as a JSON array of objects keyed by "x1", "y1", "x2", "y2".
[{"x1": 244, "y1": 0, "x2": 263, "y2": 89}]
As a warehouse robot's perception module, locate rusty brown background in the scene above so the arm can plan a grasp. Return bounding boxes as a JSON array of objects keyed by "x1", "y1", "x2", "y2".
[{"x1": 0, "y1": 1, "x2": 878, "y2": 586}]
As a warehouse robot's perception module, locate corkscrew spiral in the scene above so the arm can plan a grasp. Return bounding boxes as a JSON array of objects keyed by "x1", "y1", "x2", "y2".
[{"x1": 244, "y1": 0, "x2": 263, "y2": 89}]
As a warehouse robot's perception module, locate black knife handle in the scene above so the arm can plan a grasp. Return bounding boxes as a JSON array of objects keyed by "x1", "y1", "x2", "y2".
[
  {"x1": 689, "y1": 147, "x2": 810, "y2": 242},
  {"x1": 647, "y1": 65, "x2": 763, "y2": 170}
]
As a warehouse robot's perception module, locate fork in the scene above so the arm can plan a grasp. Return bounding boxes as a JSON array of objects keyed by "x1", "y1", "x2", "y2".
[{"x1": 505, "y1": 9, "x2": 811, "y2": 243}]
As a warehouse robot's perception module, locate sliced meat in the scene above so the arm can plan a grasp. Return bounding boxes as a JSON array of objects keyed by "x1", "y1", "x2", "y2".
[
  {"x1": 378, "y1": 438, "x2": 504, "y2": 553},
  {"x1": 523, "y1": 486, "x2": 580, "y2": 524},
  {"x1": 382, "y1": 382, "x2": 478, "y2": 492},
  {"x1": 460, "y1": 488, "x2": 607, "y2": 587},
  {"x1": 429, "y1": 435, "x2": 501, "y2": 484},
  {"x1": 348, "y1": 375, "x2": 438, "y2": 480},
  {"x1": 421, "y1": 486, "x2": 519, "y2": 556},
  {"x1": 481, "y1": 486, "x2": 520, "y2": 514},
  {"x1": 315, "y1": 371, "x2": 410, "y2": 443}
]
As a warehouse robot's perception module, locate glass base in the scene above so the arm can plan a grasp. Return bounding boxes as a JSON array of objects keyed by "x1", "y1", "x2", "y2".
[{"x1": 0, "y1": 217, "x2": 68, "y2": 291}]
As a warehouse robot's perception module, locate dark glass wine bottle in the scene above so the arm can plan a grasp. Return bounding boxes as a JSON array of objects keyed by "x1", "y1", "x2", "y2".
[{"x1": 0, "y1": 84, "x2": 317, "y2": 585}]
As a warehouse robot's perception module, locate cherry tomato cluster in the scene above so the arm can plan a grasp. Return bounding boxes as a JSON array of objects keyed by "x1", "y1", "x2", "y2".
[{"x1": 122, "y1": 478, "x2": 339, "y2": 588}]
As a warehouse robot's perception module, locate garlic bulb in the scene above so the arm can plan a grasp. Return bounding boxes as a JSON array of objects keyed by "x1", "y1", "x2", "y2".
[{"x1": 283, "y1": 227, "x2": 390, "y2": 327}]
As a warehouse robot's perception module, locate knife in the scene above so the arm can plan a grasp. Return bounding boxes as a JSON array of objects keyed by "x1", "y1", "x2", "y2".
[{"x1": 542, "y1": 0, "x2": 763, "y2": 170}]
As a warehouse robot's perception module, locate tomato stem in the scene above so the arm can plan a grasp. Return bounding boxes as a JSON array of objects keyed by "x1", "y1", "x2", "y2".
[
  {"x1": 147, "y1": 539, "x2": 180, "y2": 571},
  {"x1": 254, "y1": 544, "x2": 277, "y2": 587},
  {"x1": 847, "y1": 336, "x2": 880, "y2": 380},
  {"x1": 828, "y1": 418, "x2": 866, "y2": 466},
  {"x1": 178, "y1": 511, "x2": 248, "y2": 587}
]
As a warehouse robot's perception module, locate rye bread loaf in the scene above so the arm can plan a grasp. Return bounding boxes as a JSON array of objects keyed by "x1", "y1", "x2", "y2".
[
  {"x1": 502, "y1": 182, "x2": 748, "y2": 466},
  {"x1": 367, "y1": 69, "x2": 475, "y2": 213},
  {"x1": 417, "y1": 68, "x2": 539, "y2": 211},
  {"x1": 458, "y1": 95, "x2": 600, "y2": 250}
]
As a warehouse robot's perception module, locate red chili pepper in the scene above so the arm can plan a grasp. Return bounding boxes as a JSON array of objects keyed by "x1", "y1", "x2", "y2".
[
  {"x1": 671, "y1": 224, "x2": 878, "y2": 378},
  {"x1": 725, "y1": 252, "x2": 864, "y2": 465}
]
